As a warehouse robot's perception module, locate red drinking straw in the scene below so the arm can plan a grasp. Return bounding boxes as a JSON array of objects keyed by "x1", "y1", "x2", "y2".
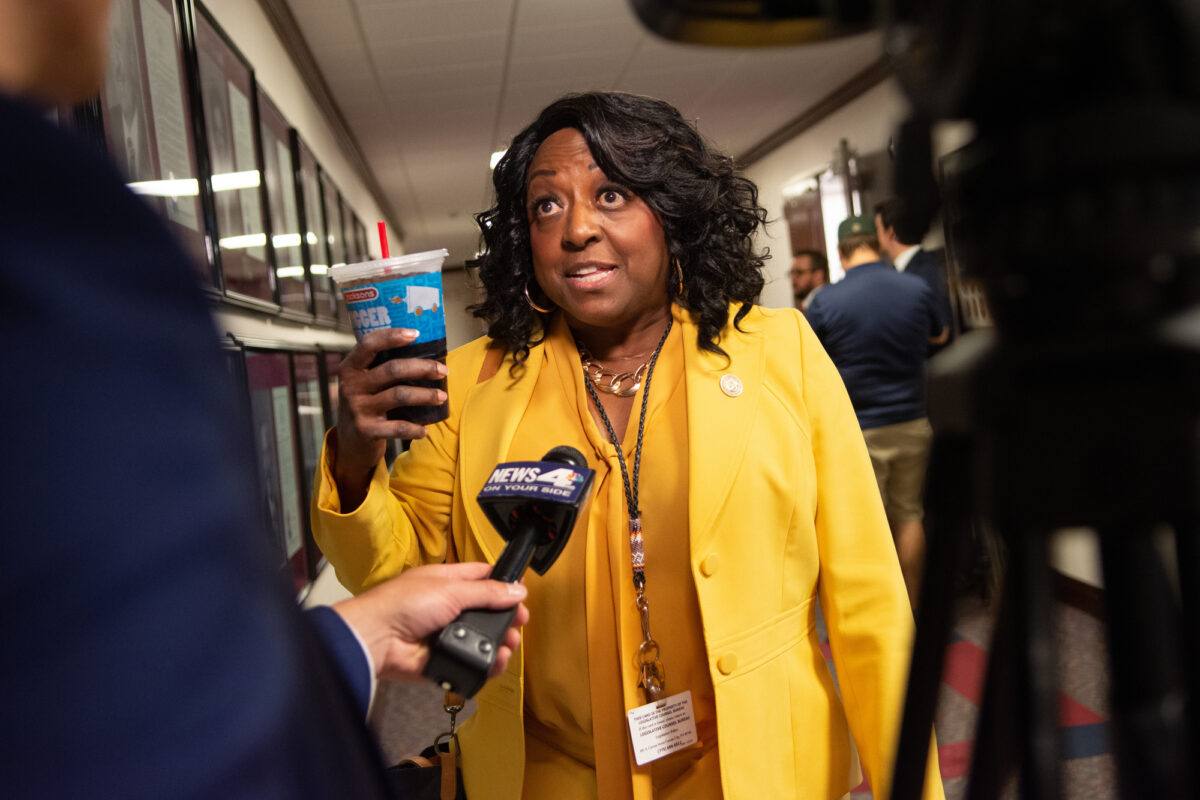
[{"x1": 377, "y1": 221, "x2": 390, "y2": 259}]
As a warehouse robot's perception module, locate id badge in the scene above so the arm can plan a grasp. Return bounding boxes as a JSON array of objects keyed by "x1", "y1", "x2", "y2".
[{"x1": 626, "y1": 690, "x2": 699, "y2": 766}]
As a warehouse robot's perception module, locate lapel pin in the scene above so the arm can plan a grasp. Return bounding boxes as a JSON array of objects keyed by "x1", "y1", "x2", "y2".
[{"x1": 719, "y1": 374, "x2": 743, "y2": 397}]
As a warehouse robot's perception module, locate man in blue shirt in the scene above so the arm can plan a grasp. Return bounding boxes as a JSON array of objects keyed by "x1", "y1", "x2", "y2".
[{"x1": 806, "y1": 216, "x2": 946, "y2": 607}]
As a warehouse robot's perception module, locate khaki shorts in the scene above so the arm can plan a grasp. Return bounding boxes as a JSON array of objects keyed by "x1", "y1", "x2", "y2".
[{"x1": 862, "y1": 417, "x2": 933, "y2": 524}]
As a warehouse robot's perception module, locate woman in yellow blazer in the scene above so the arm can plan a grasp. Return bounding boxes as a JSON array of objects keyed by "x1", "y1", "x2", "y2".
[{"x1": 314, "y1": 92, "x2": 942, "y2": 800}]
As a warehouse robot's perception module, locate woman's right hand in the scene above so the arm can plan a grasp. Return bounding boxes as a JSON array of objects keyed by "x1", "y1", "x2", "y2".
[{"x1": 332, "y1": 327, "x2": 448, "y2": 510}]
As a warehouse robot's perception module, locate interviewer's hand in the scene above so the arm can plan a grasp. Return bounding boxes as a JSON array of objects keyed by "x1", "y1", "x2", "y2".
[
  {"x1": 332, "y1": 328, "x2": 448, "y2": 510},
  {"x1": 332, "y1": 562, "x2": 528, "y2": 683}
]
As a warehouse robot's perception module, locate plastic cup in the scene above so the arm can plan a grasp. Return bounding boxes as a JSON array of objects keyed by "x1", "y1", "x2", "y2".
[{"x1": 331, "y1": 248, "x2": 450, "y2": 425}]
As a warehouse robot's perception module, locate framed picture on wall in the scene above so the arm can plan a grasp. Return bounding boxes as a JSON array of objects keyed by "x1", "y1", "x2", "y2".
[
  {"x1": 343, "y1": 207, "x2": 361, "y2": 265},
  {"x1": 319, "y1": 348, "x2": 344, "y2": 426},
  {"x1": 291, "y1": 351, "x2": 329, "y2": 579},
  {"x1": 355, "y1": 215, "x2": 370, "y2": 262},
  {"x1": 193, "y1": 4, "x2": 274, "y2": 306},
  {"x1": 220, "y1": 340, "x2": 285, "y2": 566},
  {"x1": 323, "y1": 179, "x2": 352, "y2": 326},
  {"x1": 221, "y1": 336, "x2": 249, "y2": 405},
  {"x1": 100, "y1": 0, "x2": 210, "y2": 284},
  {"x1": 194, "y1": 3, "x2": 276, "y2": 308},
  {"x1": 243, "y1": 348, "x2": 310, "y2": 597},
  {"x1": 783, "y1": 178, "x2": 826, "y2": 258},
  {"x1": 320, "y1": 170, "x2": 347, "y2": 273},
  {"x1": 257, "y1": 91, "x2": 310, "y2": 318},
  {"x1": 295, "y1": 134, "x2": 338, "y2": 322}
]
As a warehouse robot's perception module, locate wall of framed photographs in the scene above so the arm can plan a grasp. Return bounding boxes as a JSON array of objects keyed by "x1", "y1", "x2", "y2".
[
  {"x1": 221, "y1": 338, "x2": 349, "y2": 598},
  {"x1": 91, "y1": 0, "x2": 378, "y2": 325},
  {"x1": 64, "y1": 0, "x2": 397, "y2": 597}
]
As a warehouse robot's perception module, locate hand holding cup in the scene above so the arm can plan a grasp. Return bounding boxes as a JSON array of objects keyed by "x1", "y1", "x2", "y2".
[{"x1": 330, "y1": 248, "x2": 450, "y2": 507}]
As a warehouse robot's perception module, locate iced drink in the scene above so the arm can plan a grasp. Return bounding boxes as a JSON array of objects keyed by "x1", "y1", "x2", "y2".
[{"x1": 331, "y1": 248, "x2": 450, "y2": 425}]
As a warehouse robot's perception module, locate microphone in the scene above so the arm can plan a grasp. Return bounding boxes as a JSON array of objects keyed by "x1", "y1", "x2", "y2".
[{"x1": 422, "y1": 445, "x2": 595, "y2": 698}]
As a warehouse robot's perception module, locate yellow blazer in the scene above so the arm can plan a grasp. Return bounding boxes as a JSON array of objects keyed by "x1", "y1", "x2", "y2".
[{"x1": 313, "y1": 304, "x2": 943, "y2": 800}]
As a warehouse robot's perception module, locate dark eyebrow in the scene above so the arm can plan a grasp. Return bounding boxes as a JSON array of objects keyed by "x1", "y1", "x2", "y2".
[{"x1": 525, "y1": 162, "x2": 601, "y2": 186}]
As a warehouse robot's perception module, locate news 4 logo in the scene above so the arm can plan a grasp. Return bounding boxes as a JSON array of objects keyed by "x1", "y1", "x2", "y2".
[
  {"x1": 479, "y1": 460, "x2": 594, "y2": 504},
  {"x1": 485, "y1": 464, "x2": 584, "y2": 488}
]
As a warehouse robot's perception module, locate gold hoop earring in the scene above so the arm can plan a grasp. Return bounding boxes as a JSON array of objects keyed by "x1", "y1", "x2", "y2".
[
  {"x1": 524, "y1": 280, "x2": 554, "y2": 314},
  {"x1": 672, "y1": 258, "x2": 684, "y2": 296}
]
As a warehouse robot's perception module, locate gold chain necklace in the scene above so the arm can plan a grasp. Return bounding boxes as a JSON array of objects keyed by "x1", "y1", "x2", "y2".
[{"x1": 578, "y1": 347, "x2": 649, "y2": 397}]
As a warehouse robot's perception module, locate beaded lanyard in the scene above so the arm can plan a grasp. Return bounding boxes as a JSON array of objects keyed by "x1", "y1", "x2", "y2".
[{"x1": 580, "y1": 316, "x2": 673, "y2": 703}]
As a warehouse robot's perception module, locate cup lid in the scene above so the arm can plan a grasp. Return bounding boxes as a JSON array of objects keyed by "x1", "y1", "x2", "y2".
[{"x1": 330, "y1": 248, "x2": 449, "y2": 283}]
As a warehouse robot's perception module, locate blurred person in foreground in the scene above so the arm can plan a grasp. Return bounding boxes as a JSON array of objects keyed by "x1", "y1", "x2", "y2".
[
  {"x1": 0, "y1": 2, "x2": 525, "y2": 797},
  {"x1": 314, "y1": 91, "x2": 943, "y2": 800},
  {"x1": 806, "y1": 216, "x2": 946, "y2": 608},
  {"x1": 791, "y1": 248, "x2": 829, "y2": 312}
]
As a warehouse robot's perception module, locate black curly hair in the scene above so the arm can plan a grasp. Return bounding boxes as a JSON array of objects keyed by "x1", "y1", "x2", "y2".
[{"x1": 470, "y1": 91, "x2": 769, "y2": 363}]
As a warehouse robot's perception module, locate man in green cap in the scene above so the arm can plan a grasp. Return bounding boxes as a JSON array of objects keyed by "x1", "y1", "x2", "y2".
[{"x1": 805, "y1": 215, "x2": 948, "y2": 608}]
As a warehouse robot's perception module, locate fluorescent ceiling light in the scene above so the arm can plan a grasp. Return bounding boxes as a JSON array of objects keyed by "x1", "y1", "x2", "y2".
[
  {"x1": 211, "y1": 170, "x2": 261, "y2": 192},
  {"x1": 219, "y1": 233, "x2": 267, "y2": 250},
  {"x1": 273, "y1": 233, "x2": 301, "y2": 248},
  {"x1": 127, "y1": 178, "x2": 199, "y2": 197},
  {"x1": 276, "y1": 266, "x2": 305, "y2": 278},
  {"x1": 490, "y1": 150, "x2": 506, "y2": 168}
]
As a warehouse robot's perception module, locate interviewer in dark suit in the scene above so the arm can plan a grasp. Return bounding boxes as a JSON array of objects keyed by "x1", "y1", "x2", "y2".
[{"x1": 0, "y1": 2, "x2": 526, "y2": 797}]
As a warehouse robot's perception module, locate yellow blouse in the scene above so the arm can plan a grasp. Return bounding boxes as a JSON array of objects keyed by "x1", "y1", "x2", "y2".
[{"x1": 518, "y1": 314, "x2": 719, "y2": 800}]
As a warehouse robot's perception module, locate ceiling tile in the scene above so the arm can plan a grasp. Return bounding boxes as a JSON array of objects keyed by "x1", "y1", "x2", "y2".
[
  {"x1": 376, "y1": 61, "x2": 505, "y2": 99},
  {"x1": 376, "y1": 84, "x2": 501, "y2": 124},
  {"x1": 514, "y1": 0, "x2": 642, "y2": 28},
  {"x1": 290, "y1": 5, "x2": 361, "y2": 40},
  {"x1": 369, "y1": 31, "x2": 509, "y2": 74},
  {"x1": 358, "y1": 0, "x2": 515, "y2": 42},
  {"x1": 507, "y1": 53, "x2": 627, "y2": 87},
  {"x1": 510, "y1": 18, "x2": 646, "y2": 58}
]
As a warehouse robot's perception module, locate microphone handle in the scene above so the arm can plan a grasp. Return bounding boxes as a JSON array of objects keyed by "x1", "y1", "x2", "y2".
[
  {"x1": 489, "y1": 513, "x2": 541, "y2": 582},
  {"x1": 421, "y1": 515, "x2": 542, "y2": 697},
  {"x1": 425, "y1": 605, "x2": 518, "y2": 697}
]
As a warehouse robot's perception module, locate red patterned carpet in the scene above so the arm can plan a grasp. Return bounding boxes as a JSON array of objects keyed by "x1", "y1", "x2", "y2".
[{"x1": 837, "y1": 592, "x2": 1114, "y2": 800}]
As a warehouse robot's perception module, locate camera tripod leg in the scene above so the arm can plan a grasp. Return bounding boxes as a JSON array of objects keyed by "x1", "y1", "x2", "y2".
[
  {"x1": 1175, "y1": 517, "x2": 1200, "y2": 788},
  {"x1": 1018, "y1": 528, "x2": 1059, "y2": 800},
  {"x1": 964, "y1": 528, "x2": 1059, "y2": 800},
  {"x1": 963, "y1": 558, "x2": 1017, "y2": 800},
  {"x1": 1099, "y1": 524, "x2": 1194, "y2": 799},
  {"x1": 892, "y1": 434, "x2": 974, "y2": 800}
]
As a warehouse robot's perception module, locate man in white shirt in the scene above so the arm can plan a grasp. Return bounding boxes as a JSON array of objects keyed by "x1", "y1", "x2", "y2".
[{"x1": 875, "y1": 199, "x2": 954, "y2": 347}]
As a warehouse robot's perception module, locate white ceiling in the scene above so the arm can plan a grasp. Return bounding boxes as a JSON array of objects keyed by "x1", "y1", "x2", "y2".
[{"x1": 283, "y1": 0, "x2": 883, "y2": 267}]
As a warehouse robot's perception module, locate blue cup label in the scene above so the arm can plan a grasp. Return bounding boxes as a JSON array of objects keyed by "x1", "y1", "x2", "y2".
[{"x1": 341, "y1": 272, "x2": 446, "y2": 342}]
